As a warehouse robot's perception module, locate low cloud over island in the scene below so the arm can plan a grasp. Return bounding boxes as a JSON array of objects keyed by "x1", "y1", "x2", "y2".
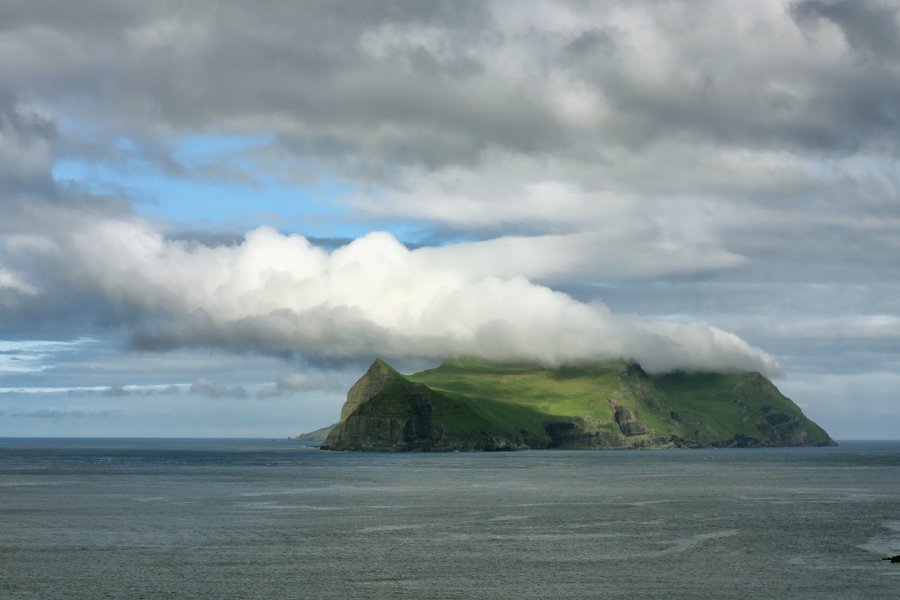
[{"x1": 6, "y1": 213, "x2": 780, "y2": 375}]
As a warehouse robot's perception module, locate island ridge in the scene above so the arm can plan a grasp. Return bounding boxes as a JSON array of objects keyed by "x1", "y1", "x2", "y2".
[{"x1": 313, "y1": 357, "x2": 835, "y2": 451}]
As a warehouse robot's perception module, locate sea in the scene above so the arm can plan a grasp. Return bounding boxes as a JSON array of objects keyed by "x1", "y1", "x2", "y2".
[{"x1": 1, "y1": 439, "x2": 898, "y2": 600}]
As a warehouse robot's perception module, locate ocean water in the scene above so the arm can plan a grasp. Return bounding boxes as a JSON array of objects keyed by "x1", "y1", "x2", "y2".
[{"x1": 1, "y1": 440, "x2": 899, "y2": 599}]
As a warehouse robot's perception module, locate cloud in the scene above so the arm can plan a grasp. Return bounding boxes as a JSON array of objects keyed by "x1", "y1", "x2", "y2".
[
  {"x1": 277, "y1": 373, "x2": 341, "y2": 392},
  {"x1": 0, "y1": 267, "x2": 37, "y2": 295},
  {"x1": 4, "y1": 3, "x2": 900, "y2": 274},
  {"x1": 0, "y1": 87, "x2": 57, "y2": 195},
  {"x1": 189, "y1": 378, "x2": 249, "y2": 400},
  {"x1": 0, "y1": 1, "x2": 897, "y2": 439},
  {"x1": 0, "y1": 382, "x2": 186, "y2": 395},
  {"x1": 0, "y1": 338, "x2": 96, "y2": 373},
  {"x1": 792, "y1": 0, "x2": 900, "y2": 58},
  {"x1": 256, "y1": 373, "x2": 343, "y2": 398},
  {"x1": 0, "y1": 128, "x2": 781, "y2": 377},
  {"x1": 10, "y1": 408, "x2": 124, "y2": 418},
  {"x1": 102, "y1": 384, "x2": 128, "y2": 397},
  {"x1": 4, "y1": 215, "x2": 776, "y2": 374},
  {"x1": 2, "y1": 0, "x2": 898, "y2": 388},
  {"x1": 5, "y1": 0, "x2": 900, "y2": 177}
]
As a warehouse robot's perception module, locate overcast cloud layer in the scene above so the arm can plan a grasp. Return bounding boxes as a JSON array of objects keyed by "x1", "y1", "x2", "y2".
[{"x1": 1, "y1": 0, "x2": 898, "y2": 437}]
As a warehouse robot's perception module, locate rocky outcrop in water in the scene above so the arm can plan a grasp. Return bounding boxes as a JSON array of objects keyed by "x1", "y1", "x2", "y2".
[{"x1": 320, "y1": 358, "x2": 836, "y2": 452}]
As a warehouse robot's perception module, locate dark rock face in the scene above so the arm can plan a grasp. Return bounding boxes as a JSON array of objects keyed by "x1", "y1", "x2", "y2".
[
  {"x1": 324, "y1": 383, "x2": 447, "y2": 451},
  {"x1": 544, "y1": 421, "x2": 576, "y2": 438},
  {"x1": 520, "y1": 428, "x2": 548, "y2": 449},
  {"x1": 340, "y1": 415, "x2": 404, "y2": 446},
  {"x1": 755, "y1": 413, "x2": 802, "y2": 444},
  {"x1": 540, "y1": 417, "x2": 664, "y2": 449},
  {"x1": 614, "y1": 406, "x2": 636, "y2": 423},
  {"x1": 339, "y1": 359, "x2": 405, "y2": 422},
  {"x1": 619, "y1": 420, "x2": 651, "y2": 436},
  {"x1": 543, "y1": 421, "x2": 628, "y2": 449},
  {"x1": 613, "y1": 405, "x2": 650, "y2": 436},
  {"x1": 733, "y1": 374, "x2": 836, "y2": 447},
  {"x1": 323, "y1": 377, "x2": 523, "y2": 451},
  {"x1": 710, "y1": 434, "x2": 762, "y2": 448}
]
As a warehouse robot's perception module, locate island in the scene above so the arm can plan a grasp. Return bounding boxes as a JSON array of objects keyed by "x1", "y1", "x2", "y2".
[{"x1": 312, "y1": 357, "x2": 835, "y2": 451}]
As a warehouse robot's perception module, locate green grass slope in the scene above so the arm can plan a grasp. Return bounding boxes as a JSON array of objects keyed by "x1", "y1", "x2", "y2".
[
  {"x1": 323, "y1": 356, "x2": 835, "y2": 451},
  {"x1": 408, "y1": 357, "x2": 834, "y2": 448},
  {"x1": 652, "y1": 371, "x2": 834, "y2": 446}
]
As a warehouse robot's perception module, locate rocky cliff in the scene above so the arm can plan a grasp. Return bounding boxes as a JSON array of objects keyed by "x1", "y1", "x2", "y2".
[
  {"x1": 321, "y1": 357, "x2": 836, "y2": 451},
  {"x1": 322, "y1": 373, "x2": 519, "y2": 451},
  {"x1": 338, "y1": 359, "x2": 406, "y2": 422}
]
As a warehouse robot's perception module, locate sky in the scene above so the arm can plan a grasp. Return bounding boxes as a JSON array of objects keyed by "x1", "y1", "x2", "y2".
[{"x1": 1, "y1": 0, "x2": 899, "y2": 439}]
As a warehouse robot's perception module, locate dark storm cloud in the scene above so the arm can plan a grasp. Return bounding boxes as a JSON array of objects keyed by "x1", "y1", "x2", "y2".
[
  {"x1": 3, "y1": 0, "x2": 899, "y2": 221},
  {"x1": 564, "y1": 27, "x2": 617, "y2": 58},
  {"x1": 0, "y1": 2, "x2": 895, "y2": 288},
  {"x1": 0, "y1": 0, "x2": 516, "y2": 173},
  {"x1": 0, "y1": 87, "x2": 57, "y2": 198},
  {"x1": 6, "y1": 0, "x2": 896, "y2": 176},
  {"x1": 792, "y1": 0, "x2": 900, "y2": 58},
  {"x1": 0, "y1": 88, "x2": 135, "y2": 332},
  {"x1": 0, "y1": 88, "x2": 56, "y2": 147}
]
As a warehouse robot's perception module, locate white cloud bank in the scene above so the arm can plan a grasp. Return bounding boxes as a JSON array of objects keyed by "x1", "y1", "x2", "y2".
[{"x1": 9, "y1": 216, "x2": 779, "y2": 375}]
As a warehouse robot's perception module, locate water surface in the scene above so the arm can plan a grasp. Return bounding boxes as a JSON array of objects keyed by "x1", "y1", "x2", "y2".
[{"x1": 2, "y1": 439, "x2": 898, "y2": 599}]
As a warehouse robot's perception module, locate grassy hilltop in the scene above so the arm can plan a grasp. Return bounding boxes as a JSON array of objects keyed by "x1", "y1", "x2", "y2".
[{"x1": 319, "y1": 357, "x2": 835, "y2": 451}]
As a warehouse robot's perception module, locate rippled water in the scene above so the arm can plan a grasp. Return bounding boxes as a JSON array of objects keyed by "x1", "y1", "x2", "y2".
[{"x1": 1, "y1": 439, "x2": 899, "y2": 599}]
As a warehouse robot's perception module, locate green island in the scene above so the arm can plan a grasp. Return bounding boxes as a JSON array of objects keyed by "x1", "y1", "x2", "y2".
[{"x1": 308, "y1": 357, "x2": 835, "y2": 451}]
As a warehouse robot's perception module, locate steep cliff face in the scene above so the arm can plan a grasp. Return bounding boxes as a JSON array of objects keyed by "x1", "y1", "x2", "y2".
[
  {"x1": 653, "y1": 370, "x2": 836, "y2": 448},
  {"x1": 322, "y1": 378, "x2": 521, "y2": 451},
  {"x1": 320, "y1": 357, "x2": 836, "y2": 452},
  {"x1": 324, "y1": 382, "x2": 446, "y2": 451},
  {"x1": 729, "y1": 373, "x2": 832, "y2": 446},
  {"x1": 339, "y1": 359, "x2": 406, "y2": 422}
]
